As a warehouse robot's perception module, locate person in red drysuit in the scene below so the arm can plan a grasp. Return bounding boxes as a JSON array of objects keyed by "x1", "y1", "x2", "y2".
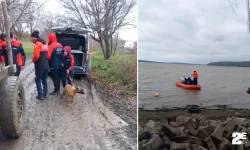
[{"x1": 61, "y1": 46, "x2": 75, "y2": 87}]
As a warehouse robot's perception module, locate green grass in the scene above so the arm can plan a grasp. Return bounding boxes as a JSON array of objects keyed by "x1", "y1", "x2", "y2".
[
  {"x1": 23, "y1": 46, "x2": 33, "y2": 56},
  {"x1": 22, "y1": 41, "x2": 33, "y2": 56},
  {"x1": 90, "y1": 52, "x2": 137, "y2": 98}
]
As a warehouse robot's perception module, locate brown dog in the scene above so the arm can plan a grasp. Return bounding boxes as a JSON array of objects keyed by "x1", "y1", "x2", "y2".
[{"x1": 61, "y1": 84, "x2": 85, "y2": 106}]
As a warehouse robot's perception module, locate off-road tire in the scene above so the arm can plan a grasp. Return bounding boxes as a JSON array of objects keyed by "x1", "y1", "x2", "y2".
[{"x1": 0, "y1": 76, "x2": 25, "y2": 138}]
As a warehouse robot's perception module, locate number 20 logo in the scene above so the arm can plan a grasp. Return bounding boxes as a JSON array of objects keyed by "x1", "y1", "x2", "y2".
[{"x1": 232, "y1": 132, "x2": 247, "y2": 145}]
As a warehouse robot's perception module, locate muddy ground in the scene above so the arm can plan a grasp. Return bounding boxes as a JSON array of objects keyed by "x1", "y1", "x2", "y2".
[
  {"x1": 0, "y1": 59, "x2": 137, "y2": 150},
  {"x1": 139, "y1": 109, "x2": 250, "y2": 126}
]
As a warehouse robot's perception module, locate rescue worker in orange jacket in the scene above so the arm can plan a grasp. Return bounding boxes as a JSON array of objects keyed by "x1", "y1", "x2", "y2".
[
  {"x1": 48, "y1": 33, "x2": 63, "y2": 95},
  {"x1": 61, "y1": 46, "x2": 75, "y2": 87},
  {"x1": 2, "y1": 32, "x2": 26, "y2": 76},
  {"x1": 191, "y1": 71, "x2": 199, "y2": 85},
  {"x1": 31, "y1": 30, "x2": 49, "y2": 100},
  {"x1": 14, "y1": 34, "x2": 22, "y2": 73},
  {"x1": 0, "y1": 33, "x2": 6, "y2": 63}
]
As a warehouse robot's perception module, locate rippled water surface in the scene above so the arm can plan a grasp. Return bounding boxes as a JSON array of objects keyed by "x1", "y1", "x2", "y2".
[{"x1": 139, "y1": 62, "x2": 250, "y2": 109}]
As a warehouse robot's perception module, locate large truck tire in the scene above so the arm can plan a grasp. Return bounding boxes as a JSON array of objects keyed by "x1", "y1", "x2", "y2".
[{"x1": 0, "y1": 76, "x2": 25, "y2": 138}]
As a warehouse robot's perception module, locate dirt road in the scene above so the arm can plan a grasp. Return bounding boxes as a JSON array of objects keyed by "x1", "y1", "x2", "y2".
[{"x1": 0, "y1": 60, "x2": 137, "y2": 150}]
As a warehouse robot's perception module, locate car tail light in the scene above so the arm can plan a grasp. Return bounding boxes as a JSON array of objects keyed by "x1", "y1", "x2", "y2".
[{"x1": 86, "y1": 54, "x2": 89, "y2": 62}]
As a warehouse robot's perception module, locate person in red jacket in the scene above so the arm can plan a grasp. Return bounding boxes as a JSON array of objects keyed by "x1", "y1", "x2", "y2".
[
  {"x1": 48, "y1": 33, "x2": 63, "y2": 95},
  {"x1": 31, "y1": 30, "x2": 49, "y2": 100},
  {"x1": 0, "y1": 33, "x2": 6, "y2": 63},
  {"x1": 191, "y1": 71, "x2": 199, "y2": 85},
  {"x1": 61, "y1": 46, "x2": 74, "y2": 87},
  {"x1": 1, "y1": 32, "x2": 26, "y2": 76},
  {"x1": 14, "y1": 34, "x2": 22, "y2": 73},
  {"x1": 11, "y1": 33, "x2": 26, "y2": 76}
]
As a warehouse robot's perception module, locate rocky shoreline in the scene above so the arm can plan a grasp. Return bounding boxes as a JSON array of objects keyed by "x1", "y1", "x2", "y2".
[{"x1": 139, "y1": 113, "x2": 250, "y2": 150}]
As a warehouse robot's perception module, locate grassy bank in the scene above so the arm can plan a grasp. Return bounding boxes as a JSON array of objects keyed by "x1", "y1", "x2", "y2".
[
  {"x1": 139, "y1": 109, "x2": 250, "y2": 125},
  {"x1": 24, "y1": 46, "x2": 33, "y2": 56},
  {"x1": 22, "y1": 41, "x2": 33, "y2": 56},
  {"x1": 90, "y1": 51, "x2": 137, "y2": 100}
]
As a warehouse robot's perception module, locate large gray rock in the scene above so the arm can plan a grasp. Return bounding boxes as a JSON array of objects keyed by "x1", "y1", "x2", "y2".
[
  {"x1": 145, "y1": 120, "x2": 156, "y2": 128},
  {"x1": 243, "y1": 136, "x2": 250, "y2": 149},
  {"x1": 144, "y1": 120, "x2": 162, "y2": 134},
  {"x1": 197, "y1": 127, "x2": 209, "y2": 139},
  {"x1": 187, "y1": 124, "x2": 198, "y2": 136},
  {"x1": 190, "y1": 144, "x2": 208, "y2": 150},
  {"x1": 139, "y1": 139, "x2": 150, "y2": 149},
  {"x1": 176, "y1": 116, "x2": 191, "y2": 125},
  {"x1": 211, "y1": 124, "x2": 225, "y2": 142},
  {"x1": 191, "y1": 114, "x2": 203, "y2": 121},
  {"x1": 236, "y1": 125, "x2": 247, "y2": 132},
  {"x1": 247, "y1": 127, "x2": 250, "y2": 139},
  {"x1": 224, "y1": 116, "x2": 237, "y2": 138},
  {"x1": 204, "y1": 136, "x2": 216, "y2": 150},
  {"x1": 139, "y1": 126, "x2": 144, "y2": 133},
  {"x1": 140, "y1": 134, "x2": 162, "y2": 150},
  {"x1": 147, "y1": 134, "x2": 163, "y2": 150},
  {"x1": 140, "y1": 142, "x2": 150, "y2": 150},
  {"x1": 235, "y1": 117, "x2": 247, "y2": 126},
  {"x1": 171, "y1": 142, "x2": 190, "y2": 150},
  {"x1": 176, "y1": 116, "x2": 196, "y2": 129},
  {"x1": 188, "y1": 135, "x2": 205, "y2": 146},
  {"x1": 204, "y1": 120, "x2": 222, "y2": 134},
  {"x1": 218, "y1": 137, "x2": 231, "y2": 150},
  {"x1": 139, "y1": 132, "x2": 151, "y2": 141},
  {"x1": 158, "y1": 136, "x2": 171, "y2": 150},
  {"x1": 204, "y1": 120, "x2": 221, "y2": 128},
  {"x1": 161, "y1": 125, "x2": 187, "y2": 143},
  {"x1": 237, "y1": 145, "x2": 244, "y2": 150},
  {"x1": 170, "y1": 122, "x2": 180, "y2": 127}
]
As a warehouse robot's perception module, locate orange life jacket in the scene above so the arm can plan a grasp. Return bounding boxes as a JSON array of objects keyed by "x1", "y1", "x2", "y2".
[{"x1": 192, "y1": 72, "x2": 198, "y2": 78}]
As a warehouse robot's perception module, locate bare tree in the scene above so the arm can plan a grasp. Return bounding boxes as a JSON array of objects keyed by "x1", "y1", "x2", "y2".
[
  {"x1": 14, "y1": 20, "x2": 26, "y2": 39},
  {"x1": 2, "y1": 0, "x2": 14, "y2": 73},
  {"x1": 61, "y1": 0, "x2": 137, "y2": 60},
  {"x1": 8, "y1": 0, "x2": 33, "y2": 30},
  {"x1": 0, "y1": 0, "x2": 43, "y2": 35},
  {"x1": 228, "y1": 0, "x2": 250, "y2": 32},
  {"x1": 25, "y1": 1, "x2": 44, "y2": 34},
  {"x1": 0, "y1": 3, "x2": 4, "y2": 33},
  {"x1": 36, "y1": 13, "x2": 70, "y2": 41}
]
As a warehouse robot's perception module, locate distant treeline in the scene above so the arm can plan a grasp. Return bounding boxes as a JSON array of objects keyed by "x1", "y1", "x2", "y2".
[
  {"x1": 139, "y1": 60, "x2": 202, "y2": 65},
  {"x1": 207, "y1": 61, "x2": 250, "y2": 67}
]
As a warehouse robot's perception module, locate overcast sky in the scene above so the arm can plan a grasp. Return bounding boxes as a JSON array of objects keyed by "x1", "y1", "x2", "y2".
[
  {"x1": 139, "y1": 0, "x2": 250, "y2": 64},
  {"x1": 44, "y1": 0, "x2": 137, "y2": 41}
]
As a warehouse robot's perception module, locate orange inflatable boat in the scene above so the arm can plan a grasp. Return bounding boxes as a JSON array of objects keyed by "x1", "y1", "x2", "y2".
[{"x1": 176, "y1": 82, "x2": 201, "y2": 90}]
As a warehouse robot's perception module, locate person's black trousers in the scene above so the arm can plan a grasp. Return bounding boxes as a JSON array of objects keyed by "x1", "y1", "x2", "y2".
[
  {"x1": 51, "y1": 69, "x2": 60, "y2": 92},
  {"x1": 15, "y1": 65, "x2": 21, "y2": 76},
  {"x1": 35, "y1": 69, "x2": 48, "y2": 97},
  {"x1": 61, "y1": 70, "x2": 73, "y2": 87},
  {"x1": 193, "y1": 78, "x2": 198, "y2": 85}
]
